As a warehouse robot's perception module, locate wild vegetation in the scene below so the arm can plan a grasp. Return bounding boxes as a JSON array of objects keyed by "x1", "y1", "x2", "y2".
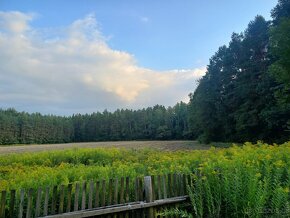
[
  {"x1": 0, "y1": 142, "x2": 289, "y2": 217},
  {"x1": 164, "y1": 142, "x2": 290, "y2": 217},
  {"x1": 0, "y1": 1, "x2": 289, "y2": 218}
]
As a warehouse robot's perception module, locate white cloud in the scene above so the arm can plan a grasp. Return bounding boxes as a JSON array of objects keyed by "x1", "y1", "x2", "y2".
[
  {"x1": 0, "y1": 11, "x2": 205, "y2": 115},
  {"x1": 0, "y1": 11, "x2": 33, "y2": 33}
]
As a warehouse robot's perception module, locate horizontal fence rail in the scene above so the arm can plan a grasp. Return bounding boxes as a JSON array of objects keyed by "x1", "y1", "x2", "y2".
[{"x1": 0, "y1": 173, "x2": 190, "y2": 218}]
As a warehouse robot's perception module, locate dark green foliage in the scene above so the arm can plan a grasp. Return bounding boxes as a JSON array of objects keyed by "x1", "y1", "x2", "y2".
[
  {"x1": 269, "y1": 4, "x2": 290, "y2": 134},
  {"x1": 0, "y1": 102, "x2": 189, "y2": 144},
  {"x1": 188, "y1": 0, "x2": 290, "y2": 144},
  {"x1": 0, "y1": 108, "x2": 74, "y2": 144},
  {"x1": 271, "y1": 0, "x2": 290, "y2": 25}
]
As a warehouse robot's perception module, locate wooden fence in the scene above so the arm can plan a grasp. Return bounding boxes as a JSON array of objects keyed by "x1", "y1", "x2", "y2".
[{"x1": 0, "y1": 173, "x2": 190, "y2": 218}]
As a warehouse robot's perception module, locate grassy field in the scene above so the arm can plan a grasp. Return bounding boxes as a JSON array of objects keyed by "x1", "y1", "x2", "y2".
[{"x1": 0, "y1": 141, "x2": 288, "y2": 217}]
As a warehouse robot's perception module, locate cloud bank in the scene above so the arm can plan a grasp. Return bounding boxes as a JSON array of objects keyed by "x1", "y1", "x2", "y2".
[{"x1": 0, "y1": 11, "x2": 205, "y2": 115}]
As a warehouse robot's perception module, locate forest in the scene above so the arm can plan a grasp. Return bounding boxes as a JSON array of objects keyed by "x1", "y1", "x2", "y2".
[
  {"x1": 188, "y1": 0, "x2": 290, "y2": 143},
  {"x1": 0, "y1": 0, "x2": 289, "y2": 145},
  {"x1": 0, "y1": 103, "x2": 189, "y2": 144}
]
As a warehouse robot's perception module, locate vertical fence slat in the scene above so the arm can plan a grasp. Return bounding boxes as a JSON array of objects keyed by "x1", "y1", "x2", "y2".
[
  {"x1": 176, "y1": 174, "x2": 180, "y2": 196},
  {"x1": 138, "y1": 178, "x2": 143, "y2": 201},
  {"x1": 43, "y1": 187, "x2": 49, "y2": 216},
  {"x1": 125, "y1": 177, "x2": 129, "y2": 203},
  {"x1": 95, "y1": 181, "x2": 100, "y2": 208},
  {"x1": 0, "y1": 190, "x2": 7, "y2": 218},
  {"x1": 135, "y1": 178, "x2": 139, "y2": 201},
  {"x1": 51, "y1": 186, "x2": 57, "y2": 215},
  {"x1": 66, "y1": 184, "x2": 72, "y2": 213},
  {"x1": 179, "y1": 174, "x2": 183, "y2": 196},
  {"x1": 183, "y1": 174, "x2": 187, "y2": 195},
  {"x1": 144, "y1": 176, "x2": 154, "y2": 218},
  {"x1": 173, "y1": 173, "x2": 178, "y2": 197},
  {"x1": 35, "y1": 188, "x2": 42, "y2": 217},
  {"x1": 134, "y1": 178, "x2": 140, "y2": 218},
  {"x1": 114, "y1": 179, "x2": 118, "y2": 205},
  {"x1": 59, "y1": 185, "x2": 65, "y2": 214},
  {"x1": 74, "y1": 183, "x2": 80, "y2": 211},
  {"x1": 164, "y1": 175, "x2": 169, "y2": 218},
  {"x1": 162, "y1": 175, "x2": 167, "y2": 199},
  {"x1": 108, "y1": 179, "x2": 113, "y2": 206},
  {"x1": 9, "y1": 190, "x2": 16, "y2": 218},
  {"x1": 157, "y1": 175, "x2": 162, "y2": 200},
  {"x1": 88, "y1": 181, "x2": 94, "y2": 209},
  {"x1": 125, "y1": 177, "x2": 130, "y2": 218},
  {"x1": 113, "y1": 179, "x2": 119, "y2": 218},
  {"x1": 151, "y1": 175, "x2": 157, "y2": 217},
  {"x1": 101, "y1": 180, "x2": 106, "y2": 207},
  {"x1": 151, "y1": 175, "x2": 155, "y2": 201},
  {"x1": 18, "y1": 189, "x2": 25, "y2": 218},
  {"x1": 81, "y1": 182, "x2": 87, "y2": 210},
  {"x1": 120, "y1": 177, "x2": 124, "y2": 204},
  {"x1": 26, "y1": 188, "x2": 33, "y2": 218},
  {"x1": 140, "y1": 177, "x2": 145, "y2": 218},
  {"x1": 167, "y1": 174, "x2": 172, "y2": 198}
]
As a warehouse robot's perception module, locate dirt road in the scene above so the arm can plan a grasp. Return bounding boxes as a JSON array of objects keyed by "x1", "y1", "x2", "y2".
[{"x1": 0, "y1": 140, "x2": 210, "y2": 155}]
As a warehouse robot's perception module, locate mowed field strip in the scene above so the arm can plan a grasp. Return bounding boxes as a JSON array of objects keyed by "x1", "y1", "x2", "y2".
[{"x1": 0, "y1": 140, "x2": 211, "y2": 155}]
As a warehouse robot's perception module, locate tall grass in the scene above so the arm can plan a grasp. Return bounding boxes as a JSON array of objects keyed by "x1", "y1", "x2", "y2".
[
  {"x1": 161, "y1": 142, "x2": 290, "y2": 217},
  {"x1": 0, "y1": 141, "x2": 289, "y2": 217}
]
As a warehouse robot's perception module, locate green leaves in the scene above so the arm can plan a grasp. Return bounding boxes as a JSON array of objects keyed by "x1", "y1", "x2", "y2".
[
  {"x1": 184, "y1": 142, "x2": 290, "y2": 217},
  {"x1": 188, "y1": 2, "x2": 290, "y2": 143},
  {"x1": 0, "y1": 102, "x2": 191, "y2": 145}
]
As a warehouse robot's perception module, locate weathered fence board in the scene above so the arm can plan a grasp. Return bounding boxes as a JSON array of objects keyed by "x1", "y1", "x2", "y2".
[
  {"x1": 0, "y1": 190, "x2": 6, "y2": 218},
  {"x1": 35, "y1": 188, "x2": 42, "y2": 217},
  {"x1": 0, "y1": 173, "x2": 189, "y2": 218},
  {"x1": 43, "y1": 196, "x2": 188, "y2": 218},
  {"x1": 18, "y1": 189, "x2": 25, "y2": 218}
]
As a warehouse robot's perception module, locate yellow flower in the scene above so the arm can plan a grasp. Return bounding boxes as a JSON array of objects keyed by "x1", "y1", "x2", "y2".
[
  {"x1": 274, "y1": 160, "x2": 284, "y2": 167},
  {"x1": 255, "y1": 173, "x2": 261, "y2": 178}
]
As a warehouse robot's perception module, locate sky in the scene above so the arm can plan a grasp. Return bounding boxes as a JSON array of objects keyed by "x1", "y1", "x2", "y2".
[{"x1": 0, "y1": 0, "x2": 278, "y2": 115}]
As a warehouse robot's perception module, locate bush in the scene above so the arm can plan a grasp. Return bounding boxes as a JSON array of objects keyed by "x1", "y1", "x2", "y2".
[{"x1": 160, "y1": 142, "x2": 290, "y2": 217}]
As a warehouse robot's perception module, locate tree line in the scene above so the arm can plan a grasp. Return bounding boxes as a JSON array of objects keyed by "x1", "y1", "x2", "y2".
[
  {"x1": 0, "y1": 0, "x2": 289, "y2": 145},
  {"x1": 188, "y1": 0, "x2": 290, "y2": 143},
  {"x1": 0, "y1": 103, "x2": 189, "y2": 144}
]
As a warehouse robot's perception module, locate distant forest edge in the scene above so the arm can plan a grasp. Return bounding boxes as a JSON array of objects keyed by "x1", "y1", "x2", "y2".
[
  {"x1": 1, "y1": 0, "x2": 289, "y2": 145},
  {"x1": 0, "y1": 103, "x2": 190, "y2": 144}
]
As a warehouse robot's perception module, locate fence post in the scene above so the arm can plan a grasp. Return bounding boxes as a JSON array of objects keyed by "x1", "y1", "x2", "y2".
[
  {"x1": 144, "y1": 176, "x2": 154, "y2": 218},
  {"x1": 9, "y1": 190, "x2": 16, "y2": 218},
  {"x1": 0, "y1": 190, "x2": 6, "y2": 218}
]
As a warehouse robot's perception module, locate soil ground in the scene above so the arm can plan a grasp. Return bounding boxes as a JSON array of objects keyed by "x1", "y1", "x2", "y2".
[{"x1": 0, "y1": 140, "x2": 212, "y2": 155}]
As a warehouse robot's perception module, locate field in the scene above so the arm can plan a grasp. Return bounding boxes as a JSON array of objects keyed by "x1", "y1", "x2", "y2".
[
  {"x1": 0, "y1": 140, "x2": 215, "y2": 155},
  {"x1": 0, "y1": 141, "x2": 212, "y2": 190},
  {"x1": 0, "y1": 141, "x2": 289, "y2": 217}
]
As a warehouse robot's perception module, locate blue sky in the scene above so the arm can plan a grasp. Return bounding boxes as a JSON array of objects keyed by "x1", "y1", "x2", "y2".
[{"x1": 0, "y1": 0, "x2": 278, "y2": 115}]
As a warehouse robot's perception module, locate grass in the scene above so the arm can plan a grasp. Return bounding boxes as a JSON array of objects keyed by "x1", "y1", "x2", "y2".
[{"x1": 0, "y1": 141, "x2": 288, "y2": 217}]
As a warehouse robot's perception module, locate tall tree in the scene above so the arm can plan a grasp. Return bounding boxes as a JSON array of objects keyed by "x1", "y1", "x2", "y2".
[{"x1": 188, "y1": 12, "x2": 289, "y2": 143}]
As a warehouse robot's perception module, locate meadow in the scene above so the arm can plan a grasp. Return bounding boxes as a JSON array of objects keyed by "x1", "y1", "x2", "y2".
[{"x1": 0, "y1": 142, "x2": 289, "y2": 217}]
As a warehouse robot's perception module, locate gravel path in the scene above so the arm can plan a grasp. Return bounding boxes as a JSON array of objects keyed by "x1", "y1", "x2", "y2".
[{"x1": 0, "y1": 140, "x2": 210, "y2": 155}]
